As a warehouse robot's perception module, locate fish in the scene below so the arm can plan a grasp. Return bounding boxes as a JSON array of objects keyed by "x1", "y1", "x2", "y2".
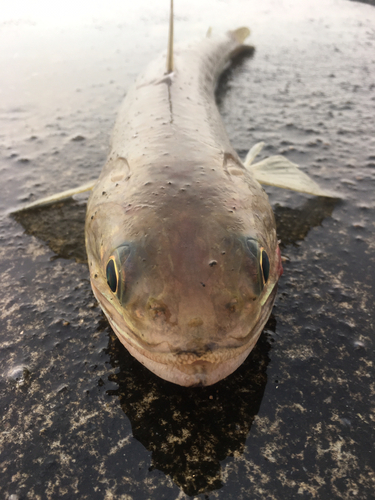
[{"x1": 15, "y1": 1, "x2": 336, "y2": 387}]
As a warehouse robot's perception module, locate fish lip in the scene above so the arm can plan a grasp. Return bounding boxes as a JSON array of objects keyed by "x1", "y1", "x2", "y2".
[{"x1": 90, "y1": 277, "x2": 277, "y2": 386}]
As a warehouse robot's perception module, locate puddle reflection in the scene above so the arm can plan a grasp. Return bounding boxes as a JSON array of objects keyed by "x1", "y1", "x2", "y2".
[
  {"x1": 105, "y1": 318, "x2": 274, "y2": 496},
  {"x1": 274, "y1": 196, "x2": 337, "y2": 247},
  {"x1": 12, "y1": 198, "x2": 87, "y2": 263}
]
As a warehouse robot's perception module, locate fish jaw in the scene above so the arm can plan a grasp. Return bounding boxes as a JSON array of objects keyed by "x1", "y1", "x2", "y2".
[
  {"x1": 115, "y1": 332, "x2": 255, "y2": 387},
  {"x1": 90, "y1": 275, "x2": 278, "y2": 387}
]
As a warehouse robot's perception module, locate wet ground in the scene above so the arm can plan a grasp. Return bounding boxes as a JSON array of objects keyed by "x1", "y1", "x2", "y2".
[{"x1": 1, "y1": 0, "x2": 375, "y2": 498}]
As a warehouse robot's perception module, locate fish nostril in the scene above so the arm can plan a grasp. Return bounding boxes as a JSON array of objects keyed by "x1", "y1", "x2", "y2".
[
  {"x1": 187, "y1": 317, "x2": 203, "y2": 328},
  {"x1": 226, "y1": 299, "x2": 238, "y2": 314},
  {"x1": 150, "y1": 306, "x2": 166, "y2": 319},
  {"x1": 148, "y1": 299, "x2": 168, "y2": 320}
]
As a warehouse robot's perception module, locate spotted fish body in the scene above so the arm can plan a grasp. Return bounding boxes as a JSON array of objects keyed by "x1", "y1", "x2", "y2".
[{"x1": 85, "y1": 28, "x2": 284, "y2": 386}]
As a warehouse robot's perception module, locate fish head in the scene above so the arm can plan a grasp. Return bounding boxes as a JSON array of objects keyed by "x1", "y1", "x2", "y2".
[{"x1": 86, "y1": 197, "x2": 282, "y2": 387}]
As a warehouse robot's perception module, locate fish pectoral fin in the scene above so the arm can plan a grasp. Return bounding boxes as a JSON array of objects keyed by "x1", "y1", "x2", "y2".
[
  {"x1": 249, "y1": 155, "x2": 339, "y2": 198},
  {"x1": 244, "y1": 141, "x2": 265, "y2": 167},
  {"x1": 229, "y1": 27, "x2": 251, "y2": 43},
  {"x1": 12, "y1": 180, "x2": 96, "y2": 213}
]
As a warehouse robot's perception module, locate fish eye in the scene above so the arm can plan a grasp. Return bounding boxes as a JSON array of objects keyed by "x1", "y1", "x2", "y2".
[
  {"x1": 104, "y1": 244, "x2": 132, "y2": 300},
  {"x1": 246, "y1": 238, "x2": 270, "y2": 293},
  {"x1": 260, "y1": 248, "x2": 270, "y2": 285},
  {"x1": 106, "y1": 257, "x2": 118, "y2": 293}
]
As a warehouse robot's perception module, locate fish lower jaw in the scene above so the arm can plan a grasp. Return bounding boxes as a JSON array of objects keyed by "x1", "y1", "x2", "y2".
[
  {"x1": 121, "y1": 335, "x2": 257, "y2": 387},
  {"x1": 107, "y1": 315, "x2": 261, "y2": 387}
]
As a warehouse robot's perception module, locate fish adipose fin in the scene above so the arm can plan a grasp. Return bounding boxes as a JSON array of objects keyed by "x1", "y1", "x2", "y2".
[
  {"x1": 245, "y1": 142, "x2": 339, "y2": 198},
  {"x1": 12, "y1": 180, "x2": 96, "y2": 213}
]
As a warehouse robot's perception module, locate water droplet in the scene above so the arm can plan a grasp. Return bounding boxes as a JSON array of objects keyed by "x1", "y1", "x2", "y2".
[
  {"x1": 7, "y1": 366, "x2": 30, "y2": 386},
  {"x1": 353, "y1": 339, "x2": 365, "y2": 349}
]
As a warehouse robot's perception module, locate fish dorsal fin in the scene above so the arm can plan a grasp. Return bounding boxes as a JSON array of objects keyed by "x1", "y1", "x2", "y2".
[
  {"x1": 166, "y1": 0, "x2": 174, "y2": 74},
  {"x1": 248, "y1": 155, "x2": 339, "y2": 198}
]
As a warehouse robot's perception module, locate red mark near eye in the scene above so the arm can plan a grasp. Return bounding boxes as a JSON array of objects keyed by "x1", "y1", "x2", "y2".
[{"x1": 276, "y1": 246, "x2": 284, "y2": 277}]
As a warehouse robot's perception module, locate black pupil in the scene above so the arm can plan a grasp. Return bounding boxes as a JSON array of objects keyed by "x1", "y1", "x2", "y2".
[
  {"x1": 261, "y1": 250, "x2": 270, "y2": 283},
  {"x1": 106, "y1": 259, "x2": 117, "y2": 292}
]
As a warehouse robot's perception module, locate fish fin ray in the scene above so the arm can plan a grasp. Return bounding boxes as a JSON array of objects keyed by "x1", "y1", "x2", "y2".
[
  {"x1": 166, "y1": 0, "x2": 174, "y2": 73},
  {"x1": 244, "y1": 141, "x2": 265, "y2": 167},
  {"x1": 228, "y1": 27, "x2": 251, "y2": 43},
  {"x1": 12, "y1": 180, "x2": 96, "y2": 213},
  {"x1": 250, "y1": 155, "x2": 339, "y2": 198}
]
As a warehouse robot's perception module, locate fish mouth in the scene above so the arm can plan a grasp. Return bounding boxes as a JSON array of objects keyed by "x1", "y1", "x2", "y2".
[{"x1": 91, "y1": 279, "x2": 277, "y2": 387}]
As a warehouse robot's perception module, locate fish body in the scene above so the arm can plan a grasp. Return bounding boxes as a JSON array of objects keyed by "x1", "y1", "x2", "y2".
[{"x1": 85, "y1": 28, "x2": 284, "y2": 386}]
